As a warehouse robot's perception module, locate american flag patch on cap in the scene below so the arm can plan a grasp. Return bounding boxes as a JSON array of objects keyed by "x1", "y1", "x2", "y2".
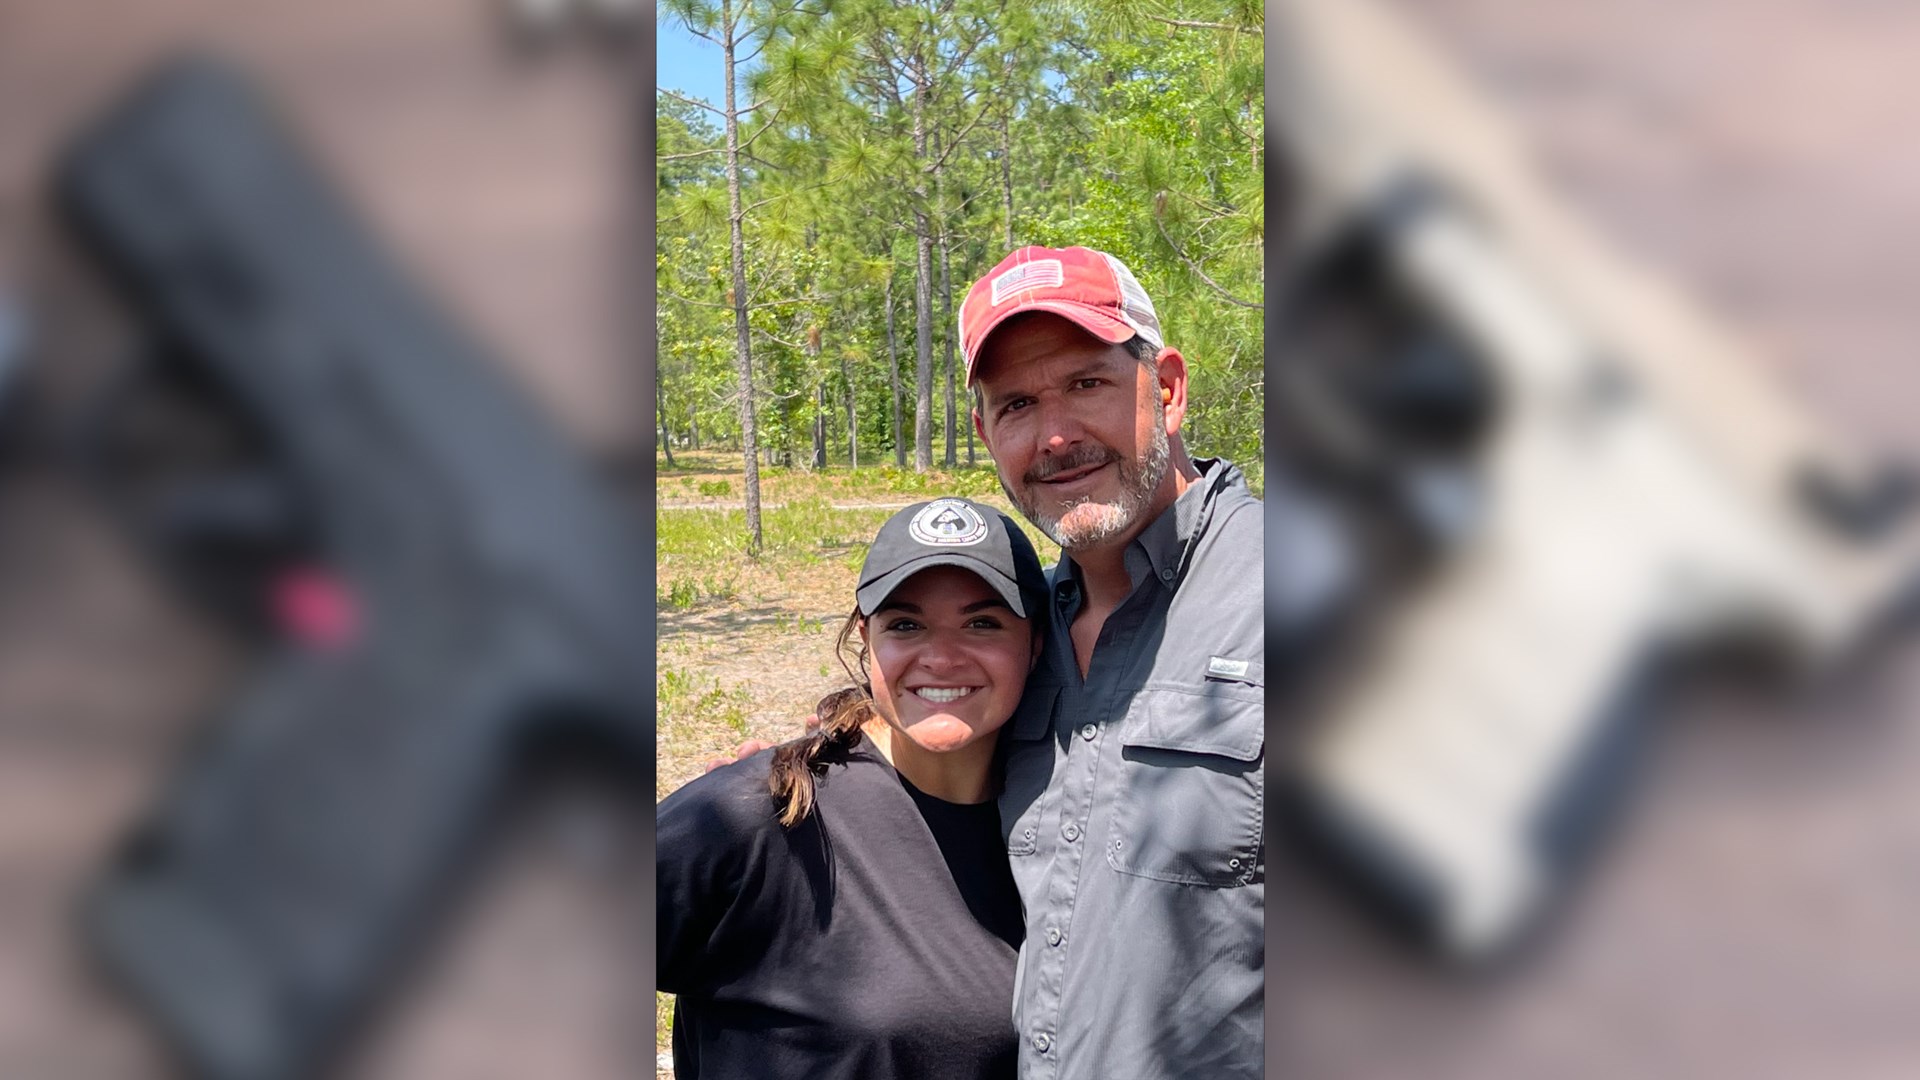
[{"x1": 989, "y1": 259, "x2": 1064, "y2": 306}]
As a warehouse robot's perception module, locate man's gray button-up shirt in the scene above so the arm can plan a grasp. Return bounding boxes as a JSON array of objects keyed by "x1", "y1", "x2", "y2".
[{"x1": 997, "y1": 458, "x2": 1264, "y2": 1080}]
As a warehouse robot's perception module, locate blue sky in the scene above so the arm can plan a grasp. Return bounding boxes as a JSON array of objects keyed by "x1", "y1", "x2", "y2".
[
  {"x1": 655, "y1": 18, "x2": 1067, "y2": 113},
  {"x1": 656, "y1": 20, "x2": 737, "y2": 109}
]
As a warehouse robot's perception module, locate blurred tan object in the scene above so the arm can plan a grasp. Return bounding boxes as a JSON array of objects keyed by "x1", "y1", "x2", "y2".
[{"x1": 1272, "y1": 0, "x2": 1920, "y2": 958}]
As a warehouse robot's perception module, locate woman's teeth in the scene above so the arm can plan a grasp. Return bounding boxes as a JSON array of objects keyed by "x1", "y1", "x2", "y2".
[{"x1": 915, "y1": 687, "x2": 975, "y2": 704}]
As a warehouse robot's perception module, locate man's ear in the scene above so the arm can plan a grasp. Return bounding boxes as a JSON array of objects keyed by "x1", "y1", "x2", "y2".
[
  {"x1": 1156, "y1": 347, "x2": 1189, "y2": 437},
  {"x1": 971, "y1": 406, "x2": 988, "y2": 444}
]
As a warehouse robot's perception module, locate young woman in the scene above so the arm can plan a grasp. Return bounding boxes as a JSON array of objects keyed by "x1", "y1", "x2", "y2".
[{"x1": 657, "y1": 497, "x2": 1049, "y2": 1080}]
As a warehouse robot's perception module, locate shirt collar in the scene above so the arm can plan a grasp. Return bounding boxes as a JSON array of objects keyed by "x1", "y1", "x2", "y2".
[{"x1": 1058, "y1": 457, "x2": 1243, "y2": 600}]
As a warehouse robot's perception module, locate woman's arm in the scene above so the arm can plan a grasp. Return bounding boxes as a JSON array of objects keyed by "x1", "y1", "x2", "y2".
[{"x1": 655, "y1": 773, "x2": 759, "y2": 995}]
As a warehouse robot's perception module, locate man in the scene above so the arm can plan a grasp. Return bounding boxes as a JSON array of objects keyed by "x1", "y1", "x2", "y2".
[
  {"x1": 702, "y1": 245, "x2": 1264, "y2": 1079},
  {"x1": 959, "y1": 245, "x2": 1263, "y2": 1080}
]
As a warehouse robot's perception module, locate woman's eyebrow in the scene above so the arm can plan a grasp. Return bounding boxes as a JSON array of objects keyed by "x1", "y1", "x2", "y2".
[
  {"x1": 878, "y1": 598, "x2": 1010, "y2": 615},
  {"x1": 962, "y1": 598, "x2": 1013, "y2": 613}
]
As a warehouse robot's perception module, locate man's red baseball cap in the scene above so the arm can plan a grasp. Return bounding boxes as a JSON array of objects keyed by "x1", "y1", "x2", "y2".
[{"x1": 958, "y1": 245, "x2": 1164, "y2": 385}]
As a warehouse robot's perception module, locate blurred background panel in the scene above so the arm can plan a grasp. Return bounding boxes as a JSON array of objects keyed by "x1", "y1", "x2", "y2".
[
  {"x1": 1413, "y1": 0, "x2": 1920, "y2": 449},
  {"x1": 1273, "y1": 1, "x2": 1920, "y2": 1078},
  {"x1": 0, "y1": 0, "x2": 644, "y2": 453},
  {"x1": 0, "y1": 0, "x2": 654, "y2": 1077}
]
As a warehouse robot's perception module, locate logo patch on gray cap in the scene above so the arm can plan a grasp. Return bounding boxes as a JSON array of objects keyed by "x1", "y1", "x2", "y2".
[{"x1": 909, "y1": 499, "x2": 990, "y2": 546}]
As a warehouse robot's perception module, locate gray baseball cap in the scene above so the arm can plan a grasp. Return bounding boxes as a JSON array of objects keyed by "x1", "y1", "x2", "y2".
[{"x1": 856, "y1": 498, "x2": 1049, "y2": 620}]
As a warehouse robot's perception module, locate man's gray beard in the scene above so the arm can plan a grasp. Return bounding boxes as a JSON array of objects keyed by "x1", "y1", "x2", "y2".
[{"x1": 1005, "y1": 417, "x2": 1172, "y2": 553}]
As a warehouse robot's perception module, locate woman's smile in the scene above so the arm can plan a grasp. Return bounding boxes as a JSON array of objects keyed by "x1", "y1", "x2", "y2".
[{"x1": 863, "y1": 565, "x2": 1037, "y2": 755}]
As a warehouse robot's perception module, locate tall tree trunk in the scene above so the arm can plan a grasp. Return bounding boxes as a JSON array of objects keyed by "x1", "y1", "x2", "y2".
[
  {"x1": 1000, "y1": 105, "x2": 1015, "y2": 249},
  {"x1": 721, "y1": 0, "x2": 762, "y2": 550},
  {"x1": 691, "y1": 409, "x2": 700, "y2": 450},
  {"x1": 885, "y1": 272, "x2": 905, "y2": 467},
  {"x1": 812, "y1": 381, "x2": 827, "y2": 469},
  {"x1": 938, "y1": 225, "x2": 957, "y2": 467},
  {"x1": 959, "y1": 244, "x2": 976, "y2": 466},
  {"x1": 964, "y1": 243, "x2": 976, "y2": 466},
  {"x1": 840, "y1": 352, "x2": 858, "y2": 470},
  {"x1": 657, "y1": 369, "x2": 676, "y2": 467},
  {"x1": 911, "y1": 55, "x2": 934, "y2": 472},
  {"x1": 913, "y1": 216, "x2": 934, "y2": 472},
  {"x1": 932, "y1": 126, "x2": 956, "y2": 468}
]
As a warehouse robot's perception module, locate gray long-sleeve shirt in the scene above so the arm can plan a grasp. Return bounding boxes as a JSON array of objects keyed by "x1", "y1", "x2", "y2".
[{"x1": 997, "y1": 457, "x2": 1264, "y2": 1080}]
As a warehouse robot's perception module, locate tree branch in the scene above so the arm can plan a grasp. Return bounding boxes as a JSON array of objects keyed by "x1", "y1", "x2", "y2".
[
  {"x1": 1153, "y1": 214, "x2": 1263, "y2": 310},
  {"x1": 661, "y1": 288, "x2": 735, "y2": 310},
  {"x1": 867, "y1": 35, "x2": 909, "y2": 107},
  {"x1": 754, "y1": 291, "x2": 848, "y2": 307},
  {"x1": 737, "y1": 105, "x2": 786, "y2": 153},
  {"x1": 754, "y1": 327, "x2": 814, "y2": 351},
  {"x1": 1146, "y1": 16, "x2": 1262, "y2": 36},
  {"x1": 1222, "y1": 106, "x2": 1262, "y2": 153},
  {"x1": 741, "y1": 180, "x2": 833, "y2": 217},
  {"x1": 666, "y1": 15, "x2": 722, "y2": 46},
  {"x1": 741, "y1": 194, "x2": 782, "y2": 217},
  {"x1": 1173, "y1": 189, "x2": 1237, "y2": 219},
  {"x1": 658, "y1": 88, "x2": 725, "y2": 117},
  {"x1": 927, "y1": 98, "x2": 994, "y2": 172},
  {"x1": 936, "y1": 27, "x2": 990, "y2": 80}
]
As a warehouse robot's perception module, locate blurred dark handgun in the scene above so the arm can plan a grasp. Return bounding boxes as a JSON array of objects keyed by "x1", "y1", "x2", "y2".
[
  {"x1": 56, "y1": 58, "x2": 651, "y2": 1078},
  {"x1": 1269, "y1": 0, "x2": 1920, "y2": 958},
  {"x1": 0, "y1": 259, "x2": 26, "y2": 454}
]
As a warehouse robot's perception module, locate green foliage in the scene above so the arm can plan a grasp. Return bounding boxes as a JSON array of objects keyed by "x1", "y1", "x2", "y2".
[
  {"x1": 656, "y1": 459, "x2": 1058, "y2": 567},
  {"x1": 658, "y1": 572, "x2": 740, "y2": 609},
  {"x1": 1028, "y1": 6, "x2": 1266, "y2": 486},
  {"x1": 658, "y1": 501, "x2": 894, "y2": 564},
  {"x1": 658, "y1": 664, "x2": 753, "y2": 737},
  {"x1": 865, "y1": 465, "x2": 1001, "y2": 498},
  {"x1": 661, "y1": 577, "x2": 698, "y2": 609},
  {"x1": 657, "y1": 0, "x2": 1267, "y2": 526}
]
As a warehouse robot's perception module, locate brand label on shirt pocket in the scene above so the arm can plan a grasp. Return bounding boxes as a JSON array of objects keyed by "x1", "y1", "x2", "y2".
[
  {"x1": 1204, "y1": 655, "x2": 1263, "y2": 689},
  {"x1": 1208, "y1": 656, "x2": 1250, "y2": 680},
  {"x1": 1106, "y1": 680, "x2": 1264, "y2": 887}
]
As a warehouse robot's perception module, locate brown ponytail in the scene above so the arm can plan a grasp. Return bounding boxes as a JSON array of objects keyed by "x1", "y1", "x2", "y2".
[{"x1": 768, "y1": 608, "x2": 874, "y2": 827}]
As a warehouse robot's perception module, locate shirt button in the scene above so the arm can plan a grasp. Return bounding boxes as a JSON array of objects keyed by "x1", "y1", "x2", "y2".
[
  {"x1": 1062, "y1": 823, "x2": 1080, "y2": 842},
  {"x1": 1032, "y1": 1032, "x2": 1053, "y2": 1053},
  {"x1": 1023, "y1": 827, "x2": 1035, "y2": 840},
  {"x1": 1079, "y1": 723, "x2": 1097, "y2": 741},
  {"x1": 1159, "y1": 567, "x2": 1176, "y2": 581},
  {"x1": 1045, "y1": 927, "x2": 1062, "y2": 946},
  {"x1": 1229, "y1": 858, "x2": 1241, "y2": 868}
]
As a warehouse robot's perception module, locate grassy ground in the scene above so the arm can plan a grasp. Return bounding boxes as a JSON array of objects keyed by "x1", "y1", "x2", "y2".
[{"x1": 654, "y1": 447, "x2": 1057, "y2": 1068}]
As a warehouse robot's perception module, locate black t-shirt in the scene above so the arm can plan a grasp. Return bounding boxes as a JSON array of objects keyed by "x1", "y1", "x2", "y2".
[{"x1": 657, "y1": 734, "x2": 1021, "y2": 1080}]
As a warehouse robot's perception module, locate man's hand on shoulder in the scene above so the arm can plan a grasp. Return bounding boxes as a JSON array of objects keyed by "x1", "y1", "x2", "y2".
[{"x1": 703, "y1": 738, "x2": 776, "y2": 774}]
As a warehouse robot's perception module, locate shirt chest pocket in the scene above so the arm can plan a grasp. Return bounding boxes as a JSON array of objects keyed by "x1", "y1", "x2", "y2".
[
  {"x1": 1105, "y1": 674, "x2": 1264, "y2": 887},
  {"x1": 1000, "y1": 682, "x2": 1062, "y2": 857}
]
